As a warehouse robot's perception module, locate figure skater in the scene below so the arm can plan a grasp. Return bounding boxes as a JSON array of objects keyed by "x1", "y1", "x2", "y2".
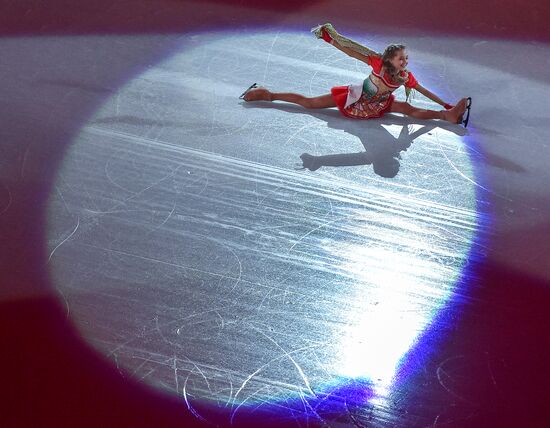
[{"x1": 240, "y1": 23, "x2": 471, "y2": 126}]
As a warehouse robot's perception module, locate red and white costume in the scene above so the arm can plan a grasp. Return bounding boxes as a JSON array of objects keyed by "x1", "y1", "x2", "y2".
[{"x1": 331, "y1": 56, "x2": 418, "y2": 119}]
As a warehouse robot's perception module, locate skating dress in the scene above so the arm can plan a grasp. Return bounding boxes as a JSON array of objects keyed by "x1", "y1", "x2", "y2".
[{"x1": 331, "y1": 56, "x2": 418, "y2": 119}]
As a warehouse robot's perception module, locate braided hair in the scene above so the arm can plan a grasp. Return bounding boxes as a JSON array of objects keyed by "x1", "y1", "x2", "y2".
[{"x1": 382, "y1": 44, "x2": 408, "y2": 85}]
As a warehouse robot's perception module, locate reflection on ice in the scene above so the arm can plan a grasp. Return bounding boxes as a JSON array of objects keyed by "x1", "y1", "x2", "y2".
[{"x1": 335, "y1": 245, "x2": 450, "y2": 392}]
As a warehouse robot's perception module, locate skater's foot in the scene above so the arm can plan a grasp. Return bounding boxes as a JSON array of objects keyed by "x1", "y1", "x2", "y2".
[
  {"x1": 442, "y1": 98, "x2": 468, "y2": 124},
  {"x1": 243, "y1": 87, "x2": 272, "y2": 102}
]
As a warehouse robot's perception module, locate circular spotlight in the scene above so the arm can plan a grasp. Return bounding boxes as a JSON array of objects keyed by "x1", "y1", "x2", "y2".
[{"x1": 46, "y1": 31, "x2": 478, "y2": 419}]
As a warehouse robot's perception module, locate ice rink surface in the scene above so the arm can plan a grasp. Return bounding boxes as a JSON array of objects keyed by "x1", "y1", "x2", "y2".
[{"x1": 2, "y1": 1, "x2": 550, "y2": 427}]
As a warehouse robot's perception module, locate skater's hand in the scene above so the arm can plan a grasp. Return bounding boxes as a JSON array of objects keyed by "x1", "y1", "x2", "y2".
[
  {"x1": 443, "y1": 103, "x2": 454, "y2": 110},
  {"x1": 321, "y1": 28, "x2": 333, "y2": 44}
]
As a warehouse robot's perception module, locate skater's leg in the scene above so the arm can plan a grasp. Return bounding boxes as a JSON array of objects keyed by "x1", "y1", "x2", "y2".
[
  {"x1": 244, "y1": 87, "x2": 336, "y2": 109},
  {"x1": 390, "y1": 101, "x2": 444, "y2": 120},
  {"x1": 270, "y1": 92, "x2": 336, "y2": 109},
  {"x1": 390, "y1": 99, "x2": 467, "y2": 123}
]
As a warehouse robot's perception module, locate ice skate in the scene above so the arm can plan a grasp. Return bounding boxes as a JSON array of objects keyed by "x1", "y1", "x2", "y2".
[
  {"x1": 242, "y1": 86, "x2": 272, "y2": 102},
  {"x1": 462, "y1": 97, "x2": 472, "y2": 127},
  {"x1": 239, "y1": 83, "x2": 258, "y2": 99},
  {"x1": 443, "y1": 98, "x2": 468, "y2": 125}
]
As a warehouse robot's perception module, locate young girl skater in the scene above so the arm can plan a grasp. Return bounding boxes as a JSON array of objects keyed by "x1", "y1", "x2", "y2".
[{"x1": 241, "y1": 23, "x2": 471, "y2": 126}]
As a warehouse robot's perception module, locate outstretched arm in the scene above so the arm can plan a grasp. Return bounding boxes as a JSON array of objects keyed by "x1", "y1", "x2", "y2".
[
  {"x1": 415, "y1": 83, "x2": 453, "y2": 109},
  {"x1": 330, "y1": 38, "x2": 374, "y2": 64},
  {"x1": 313, "y1": 23, "x2": 380, "y2": 65}
]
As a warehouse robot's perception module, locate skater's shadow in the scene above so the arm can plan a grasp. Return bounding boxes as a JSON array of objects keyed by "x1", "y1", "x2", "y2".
[{"x1": 241, "y1": 101, "x2": 467, "y2": 178}]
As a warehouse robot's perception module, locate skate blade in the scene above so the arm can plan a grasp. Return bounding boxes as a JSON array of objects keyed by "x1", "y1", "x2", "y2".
[
  {"x1": 462, "y1": 97, "x2": 472, "y2": 127},
  {"x1": 239, "y1": 83, "x2": 258, "y2": 99}
]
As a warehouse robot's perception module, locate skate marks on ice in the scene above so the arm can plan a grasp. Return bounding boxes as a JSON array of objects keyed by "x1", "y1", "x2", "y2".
[
  {"x1": 44, "y1": 31, "x2": 492, "y2": 425},
  {"x1": 47, "y1": 124, "x2": 477, "y2": 423}
]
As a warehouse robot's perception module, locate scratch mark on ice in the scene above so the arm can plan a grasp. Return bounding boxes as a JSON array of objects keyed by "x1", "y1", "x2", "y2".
[
  {"x1": 47, "y1": 217, "x2": 80, "y2": 263},
  {"x1": 254, "y1": 327, "x2": 316, "y2": 397}
]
